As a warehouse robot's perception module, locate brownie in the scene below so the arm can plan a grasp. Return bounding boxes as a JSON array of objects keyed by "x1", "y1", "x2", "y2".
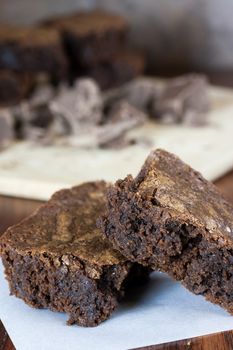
[
  {"x1": 43, "y1": 11, "x2": 128, "y2": 68},
  {"x1": 0, "y1": 24, "x2": 67, "y2": 82},
  {"x1": 0, "y1": 181, "x2": 148, "y2": 327},
  {"x1": 84, "y1": 50, "x2": 146, "y2": 89},
  {"x1": 101, "y1": 149, "x2": 233, "y2": 313},
  {"x1": 0, "y1": 70, "x2": 33, "y2": 106}
]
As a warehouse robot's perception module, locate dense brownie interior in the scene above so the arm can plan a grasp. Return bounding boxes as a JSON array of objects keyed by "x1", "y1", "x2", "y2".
[
  {"x1": 0, "y1": 181, "x2": 148, "y2": 327},
  {"x1": 101, "y1": 149, "x2": 233, "y2": 313}
]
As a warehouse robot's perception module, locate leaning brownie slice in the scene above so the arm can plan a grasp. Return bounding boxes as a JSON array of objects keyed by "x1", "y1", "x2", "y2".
[
  {"x1": 0, "y1": 181, "x2": 148, "y2": 327},
  {"x1": 101, "y1": 149, "x2": 233, "y2": 313}
]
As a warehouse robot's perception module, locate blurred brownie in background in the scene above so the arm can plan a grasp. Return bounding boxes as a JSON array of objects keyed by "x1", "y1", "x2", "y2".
[
  {"x1": 84, "y1": 50, "x2": 146, "y2": 90},
  {"x1": 0, "y1": 24, "x2": 68, "y2": 83},
  {"x1": 43, "y1": 11, "x2": 128, "y2": 68},
  {"x1": 0, "y1": 70, "x2": 33, "y2": 106}
]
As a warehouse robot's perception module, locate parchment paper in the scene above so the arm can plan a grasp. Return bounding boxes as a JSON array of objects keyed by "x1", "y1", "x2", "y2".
[{"x1": 1, "y1": 263, "x2": 233, "y2": 350}]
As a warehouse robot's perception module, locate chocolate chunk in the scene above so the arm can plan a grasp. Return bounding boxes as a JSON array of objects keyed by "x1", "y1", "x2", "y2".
[
  {"x1": 59, "y1": 101, "x2": 147, "y2": 149},
  {"x1": 101, "y1": 149, "x2": 233, "y2": 314},
  {"x1": 0, "y1": 109, "x2": 14, "y2": 149},
  {"x1": 104, "y1": 78, "x2": 162, "y2": 112},
  {"x1": 0, "y1": 181, "x2": 149, "y2": 327},
  {"x1": 98, "y1": 101, "x2": 147, "y2": 147},
  {"x1": 151, "y1": 74, "x2": 209, "y2": 125}
]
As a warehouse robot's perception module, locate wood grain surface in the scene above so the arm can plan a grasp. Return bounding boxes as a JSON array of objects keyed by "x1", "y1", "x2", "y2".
[{"x1": 0, "y1": 170, "x2": 233, "y2": 350}]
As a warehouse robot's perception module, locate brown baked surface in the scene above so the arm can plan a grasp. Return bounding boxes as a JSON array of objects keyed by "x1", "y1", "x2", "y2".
[
  {"x1": 43, "y1": 11, "x2": 128, "y2": 37},
  {"x1": 101, "y1": 149, "x2": 233, "y2": 313},
  {"x1": 0, "y1": 24, "x2": 60, "y2": 45},
  {"x1": 0, "y1": 181, "x2": 148, "y2": 326}
]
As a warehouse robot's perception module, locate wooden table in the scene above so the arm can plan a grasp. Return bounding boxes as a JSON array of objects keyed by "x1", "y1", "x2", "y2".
[{"x1": 1, "y1": 73, "x2": 233, "y2": 350}]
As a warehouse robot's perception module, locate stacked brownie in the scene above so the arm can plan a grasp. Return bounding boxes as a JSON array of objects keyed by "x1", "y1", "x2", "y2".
[
  {"x1": 42, "y1": 10, "x2": 145, "y2": 89},
  {"x1": 1, "y1": 149, "x2": 233, "y2": 327}
]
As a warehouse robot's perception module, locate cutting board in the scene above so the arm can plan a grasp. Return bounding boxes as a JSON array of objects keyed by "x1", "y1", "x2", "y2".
[{"x1": 0, "y1": 83, "x2": 233, "y2": 201}]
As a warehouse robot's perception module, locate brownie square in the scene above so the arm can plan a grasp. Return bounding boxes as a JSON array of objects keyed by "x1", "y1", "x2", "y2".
[
  {"x1": 0, "y1": 181, "x2": 148, "y2": 327},
  {"x1": 0, "y1": 24, "x2": 67, "y2": 82},
  {"x1": 101, "y1": 149, "x2": 233, "y2": 313},
  {"x1": 43, "y1": 11, "x2": 128, "y2": 68}
]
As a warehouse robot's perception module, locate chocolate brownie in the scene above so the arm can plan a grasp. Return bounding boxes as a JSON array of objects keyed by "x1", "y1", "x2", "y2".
[
  {"x1": 0, "y1": 70, "x2": 33, "y2": 106},
  {"x1": 84, "y1": 50, "x2": 146, "y2": 90},
  {"x1": 43, "y1": 11, "x2": 128, "y2": 68},
  {"x1": 0, "y1": 181, "x2": 148, "y2": 327},
  {"x1": 101, "y1": 149, "x2": 233, "y2": 313},
  {"x1": 0, "y1": 24, "x2": 67, "y2": 82}
]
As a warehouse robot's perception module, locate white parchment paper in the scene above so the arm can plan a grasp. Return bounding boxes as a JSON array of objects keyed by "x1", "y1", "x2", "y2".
[{"x1": 1, "y1": 263, "x2": 233, "y2": 350}]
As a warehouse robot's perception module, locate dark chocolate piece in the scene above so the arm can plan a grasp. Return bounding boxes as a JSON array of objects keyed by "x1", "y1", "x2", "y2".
[
  {"x1": 101, "y1": 149, "x2": 233, "y2": 313},
  {"x1": 0, "y1": 181, "x2": 148, "y2": 327},
  {"x1": 84, "y1": 50, "x2": 146, "y2": 90},
  {"x1": 151, "y1": 74, "x2": 209, "y2": 125},
  {"x1": 104, "y1": 77, "x2": 162, "y2": 112},
  {"x1": 98, "y1": 100, "x2": 147, "y2": 147},
  {"x1": 58, "y1": 101, "x2": 147, "y2": 149},
  {"x1": 49, "y1": 78, "x2": 102, "y2": 133},
  {"x1": 43, "y1": 11, "x2": 128, "y2": 68}
]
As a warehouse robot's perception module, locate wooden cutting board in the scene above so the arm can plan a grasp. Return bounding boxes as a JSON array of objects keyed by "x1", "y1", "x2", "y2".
[{"x1": 0, "y1": 83, "x2": 233, "y2": 200}]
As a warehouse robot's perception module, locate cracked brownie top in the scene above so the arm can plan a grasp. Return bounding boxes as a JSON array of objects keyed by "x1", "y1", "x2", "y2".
[{"x1": 0, "y1": 181, "x2": 125, "y2": 266}]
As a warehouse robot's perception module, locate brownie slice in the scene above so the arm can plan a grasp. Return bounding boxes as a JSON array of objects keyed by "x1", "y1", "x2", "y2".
[
  {"x1": 84, "y1": 50, "x2": 146, "y2": 90},
  {"x1": 0, "y1": 70, "x2": 33, "y2": 106},
  {"x1": 43, "y1": 11, "x2": 128, "y2": 68},
  {"x1": 151, "y1": 74, "x2": 209, "y2": 125},
  {"x1": 0, "y1": 181, "x2": 148, "y2": 327},
  {"x1": 0, "y1": 24, "x2": 67, "y2": 82},
  {"x1": 101, "y1": 149, "x2": 233, "y2": 313}
]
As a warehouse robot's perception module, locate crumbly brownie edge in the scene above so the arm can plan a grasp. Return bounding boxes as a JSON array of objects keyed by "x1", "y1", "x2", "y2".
[
  {"x1": 100, "y1": 175, "x2": 233, "y2": 314},
  {"x1": 1, "y1": 242, "x2": 144, "y2": 327}
]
